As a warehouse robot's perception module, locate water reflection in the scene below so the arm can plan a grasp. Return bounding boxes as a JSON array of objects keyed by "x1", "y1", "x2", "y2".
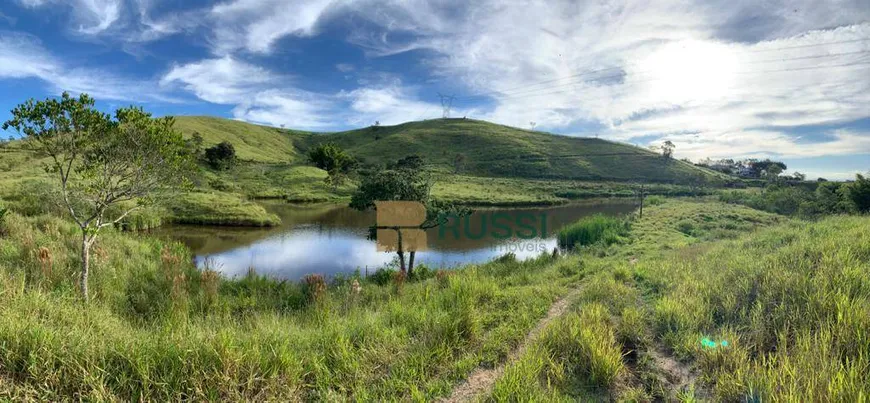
[{"x1": 156, "y1": 200, "x2": 636, "y2": 280}]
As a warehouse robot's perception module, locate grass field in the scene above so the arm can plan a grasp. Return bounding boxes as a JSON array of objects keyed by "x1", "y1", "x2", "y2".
[
  {"x1": 489, "y1": 200, "x2": 869, "y2": 401},
  {"x1": 4, "y1": 198, "x2": 858, "y2": 400}
]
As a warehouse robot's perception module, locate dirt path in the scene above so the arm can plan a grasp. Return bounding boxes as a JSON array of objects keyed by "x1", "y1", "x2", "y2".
[{"x1": 440, "y1": 287, "x2": 583, "y2": 403}]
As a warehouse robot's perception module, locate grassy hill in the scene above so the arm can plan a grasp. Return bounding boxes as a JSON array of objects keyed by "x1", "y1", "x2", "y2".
[
  {"x1": 174, "y1": 116, "x2": 723, "y2": 183},
  {"x1": 173, "y1": 116, "x2": 309, "y2": 163}
]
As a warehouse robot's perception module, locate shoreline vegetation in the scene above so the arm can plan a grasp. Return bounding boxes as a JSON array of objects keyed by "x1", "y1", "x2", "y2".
[{"x1": 3, "y1": 198, "x2": 867, "y2": 400}]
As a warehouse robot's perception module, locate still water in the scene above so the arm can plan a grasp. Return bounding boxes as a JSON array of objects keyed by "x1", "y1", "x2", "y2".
[{"x1": 156, "y1": 201, "x2": 636, "y2": 280}]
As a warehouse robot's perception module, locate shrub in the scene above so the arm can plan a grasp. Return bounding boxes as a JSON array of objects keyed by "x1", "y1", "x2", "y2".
[
  {"x1": 368, "y1": 268, "x2": 396, "y2": 286},
  {"x1": 204, "y1": 141, "x2": 236, "y2": 170},
  {"x1": 847, "y1": 173, "x2": 870, "y2": 213},
  {"x1": 208, "y1": 177, "x2": 239, "y2": 192},
  {"x1": 645, "y1": 195, "x2": 666, "y2": 206},
  {"x1": 302, "y1": 274, "x2": 327, "y2": 305},
  {"x1": 676, "y1": 220, "x2": 695, "y2": 235},
  {"x1": 558, "y1": 214, "x2": 629, "y2": 250}
]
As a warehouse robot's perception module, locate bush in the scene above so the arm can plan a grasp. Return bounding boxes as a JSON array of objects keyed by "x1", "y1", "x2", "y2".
[
  {"x1": 676, "y1": 220, "x2": 695, "y2": 235},
  {"x1": 720, "y1": 183, "x2": 855, "y2": 218},
  {"x1": 302, "y1": 274, "x2": 327, "y2": 305},
  {"x1": 204, "y1": 141, "x2": 236, "y2": 170},
  {"x1": 847, "y1": 173, "x2": 870, "y2": 213},
  {"x1": 558, "y1": 214, "x2": 629, "y2": 250},
  {"x1": 8, "y1": 180, "x2": 66, "y2": 216},
  {"x1": 645, "y1": 195, "x2": 666, "y2": 206}
]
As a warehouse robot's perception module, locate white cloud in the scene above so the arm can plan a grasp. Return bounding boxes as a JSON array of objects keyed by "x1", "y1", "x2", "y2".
[
  {"x1": 210, "y1": 0, "x2": 345, "y2": 54},
  {"x1": 333, "y1": 0, "x2": 870, "y2": 159},
  {"x1": 161, "y1": 57, "x2": 278, "y2": 104},
  {"x1": 16, "y1": 0, "x2": 122, "y2": 34},
  {"x1": 161, "y1": 57, "x2": 339, "y2": 130},
  {"x1": 341, "y1": 84, "x2": 445, "y2": 126},
  {"x1": 0, "y1": 31, "x2": 173, "y2": 102},
  {"x1": 335, "y1": 63, "x2": 355, "y2": 73},
  {"x1": 232, "y1": 90, "x2": 335, "y2": 130}
]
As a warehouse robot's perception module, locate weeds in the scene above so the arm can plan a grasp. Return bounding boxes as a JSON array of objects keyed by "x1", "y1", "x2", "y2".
[{"x1": 557, "y1": 214, "x2": 630, "y2": 250}]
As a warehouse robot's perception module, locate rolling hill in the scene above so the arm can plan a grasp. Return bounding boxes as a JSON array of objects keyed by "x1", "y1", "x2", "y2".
[{"x1": 173, "y1": 116, "x2": 722, "y2": 183}]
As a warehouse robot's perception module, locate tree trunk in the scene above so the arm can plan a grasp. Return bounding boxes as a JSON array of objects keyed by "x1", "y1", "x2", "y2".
[
  {"x1": 396, "y1": 228, "x2": 406, "y2": 275},
  {"x1": 80, "y1": 232, "x2": 92, "y2": 302},
  {"x1": 408, "y1": 251, "x2": 416, "y2": 277}
]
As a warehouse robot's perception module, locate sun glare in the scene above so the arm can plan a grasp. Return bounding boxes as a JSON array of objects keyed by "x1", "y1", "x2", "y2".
[{"x1": 642, "y1": 39, "x2": 739, "y2": 103}]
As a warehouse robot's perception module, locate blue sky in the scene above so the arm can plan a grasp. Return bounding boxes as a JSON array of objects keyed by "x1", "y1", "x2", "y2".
[{"x1": 0, "y1": 0, "x2": 868, "y2": 179}]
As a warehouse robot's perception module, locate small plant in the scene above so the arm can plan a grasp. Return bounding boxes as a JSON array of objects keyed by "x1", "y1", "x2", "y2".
[
  {"x1": 676, "y1": 220, "x2": 695, "y2": 235},
  {"x1": 392, "y1": 270, "x2": 407, "y2": 292},
  {"x1": 435, "y1": 270, "x2": 453, "y2": 288},
  {"x1": 303, "y1": 274, "x2": 327, "y2": 304},
  {"x1": 558, "y1": 214, "x2": 629, "y2": 250},
  {"x1": 200, "y1": 268, "x2": 220, "y2": 308}
]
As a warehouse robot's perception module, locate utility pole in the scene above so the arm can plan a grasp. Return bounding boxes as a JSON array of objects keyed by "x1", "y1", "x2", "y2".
[{"x1": 438, "y1": 93, "x2": 455, "y2": 118}]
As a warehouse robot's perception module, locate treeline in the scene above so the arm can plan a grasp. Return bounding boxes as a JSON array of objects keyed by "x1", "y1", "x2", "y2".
[{"x1": 719, "y1": 174, "x2": 870, "y2": 217}]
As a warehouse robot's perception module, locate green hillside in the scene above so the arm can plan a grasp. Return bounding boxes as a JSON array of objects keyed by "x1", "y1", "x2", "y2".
[
  {"x1": 173, "y1": 116, "x2": 309, "y2": 163},
  {"x1": 174, "y1": 116, "x2": 723, "y2": 183}
]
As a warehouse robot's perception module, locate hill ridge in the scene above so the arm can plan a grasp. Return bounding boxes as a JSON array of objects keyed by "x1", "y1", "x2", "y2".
[{"x1": 173, "y1": 116, "x2": 722, "y2": 183}]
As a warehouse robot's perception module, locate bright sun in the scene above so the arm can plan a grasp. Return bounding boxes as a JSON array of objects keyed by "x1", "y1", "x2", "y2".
[{"x1": 641, "y1": 39, "x2": 739, "y2": 103}]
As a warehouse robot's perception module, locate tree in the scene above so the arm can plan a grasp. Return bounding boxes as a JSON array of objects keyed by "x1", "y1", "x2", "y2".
[
  {"x1": 308, "y1": 142, "x2": 355, "y2": 189},
  {"x1": 748, "y1": 159, "x2": 786, "y2": 179},
  {"x1": 350, "y1": 161, "x2": 468, "y2": 276},
  {"x1": 308, "y1": 142, "x2": 354, "y2": 172},
  {"x1": 188, "y1": 132, "x2": 204, "y2": 158},
  {"x1": 764, "y1": 164, "x2": 784, "y2": 184},
  {"x1": 792, "y1": 171, "x2": 806, "y2": 181},
  {"x1": 204, "y1": 141, "x2": 236, "y2": 170},
  {"x1": 661, "y1": 140, "x2": 675, "y2": 159},
  {"x1": 848, "y1": 173, "x2": 870, "y2": 213},
  {"x1": 2, "y1": 93, "x2": 192, "y2": 301}
]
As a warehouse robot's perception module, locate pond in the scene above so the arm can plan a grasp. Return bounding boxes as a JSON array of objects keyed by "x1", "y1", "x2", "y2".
[{"x1": 155, "y1": 200, "x2": 637, "y2": 280}]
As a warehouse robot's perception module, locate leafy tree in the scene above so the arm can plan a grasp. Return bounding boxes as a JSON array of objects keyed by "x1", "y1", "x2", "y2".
[
  {"x1": 661, "y1": 140, "x2": 675, "y2": 159},
  {"x1": 308, "y1": 142, "x2": 356, "y2": 189},
  {"x1": 188, "y1": 131, "x2": 204, "y2": 158},
  {"x1": 848, "y1": 173, "x2": 870, "y2": 213},
  {"x1": 2, "y1": 93, "x2": 192, "y2": 301},
  {"x1": 764, "y1": 164, "x2": 784, "y2": 184},
  {"x1": 204, "y1": 141, "x2": 236, "y2": 170},
  {"x1": 792, "y1": 171, "x2": 806, "y2": 181},
  {"x1": 814, "y1": 181, "x2": 851, "y2": 215},
  {"x1": 749, "y1": 159, "x2": 786, "y2": 178},
  {"x1": 350, "y1": 160, "x2": 468, "y2": 276},
  {"x1": 308, "y1": 142, "x2": 354, "y2": 172}
]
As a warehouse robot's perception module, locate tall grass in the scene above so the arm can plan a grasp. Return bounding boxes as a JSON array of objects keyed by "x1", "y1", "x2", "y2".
[
  {"x1": 557, "y1": 214, "x2": 630, "y2": 250},
  {"x1": 0, "y1": 212, "x2": 579, "y2": 400}
]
